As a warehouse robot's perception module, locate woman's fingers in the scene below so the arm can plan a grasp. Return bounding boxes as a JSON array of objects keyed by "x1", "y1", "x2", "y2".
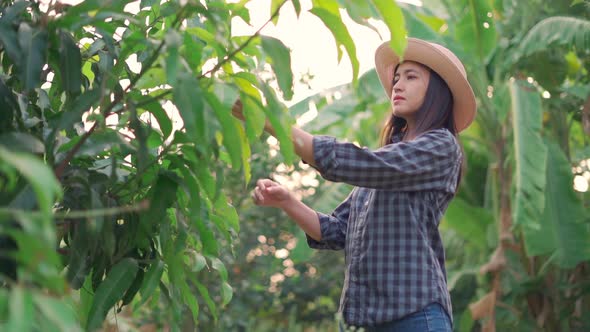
[{"x1": 254, "y1": 187, "x2": 265, "y2": 203}]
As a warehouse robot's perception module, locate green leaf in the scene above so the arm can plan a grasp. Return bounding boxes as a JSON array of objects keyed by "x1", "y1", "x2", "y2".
[
  {"x1": 1, "y1": 1, "x2": 31, "y2": 23},
  {"x1": 194, "y1": 280, "x2": 217, "y2": 321},
  {"x1": 135, "y1": 67, "x2": 166, "y2": 89},
  {"x1": 270, "y1": 0, "x2": 283, "y2": 25},
  {"x1": 6, "y1": 287, "x2": 33, "y2": 332},
  {"x1": 174, "y1": 74, "x2": 207, "y2": 147},
  {"x1": 519, "y1": 16, "x2": 590, "y2": 57},
  {"x1": 292, "y1": 0, "x2": 302, "y2": 16},
  {"x1": 179, "y1": 279, "x2": 199, "y2": 325},
  {"x1": 370, "y1": 0, "x2": 407, "y2": 58},
  {"x1": 17, "y1": 23, "x2": 48, "y2": 91},
  {"x1": 0, "y1": 26, "x2": 20, "y2": 64},
  {"x1": 165, "y1": 30, "x2": 181, "y2": 85},
  {"x1": 442, "y1": 198, "x2": 493, "y2": 250},
  {"x1": 195, "y1": 163, "x2": 216, "y2": 201},
  {"x1": 86, "y1": 258, "x2": 139, "y2": 331},
  {"x1": 221, "y1": 282, "x2": 233, "y2": 306},
  {"x1": 310, "y1": 1, "x2": 359, "y2": 81},
  {"x1": 203, "y1": 89, "x2": 243, "y2": 170},
  {"x1": 53, "y1": 88, "x2": 102, "y2": 133},
  {"x1": 522, "y1": 141, "x2": 590, "y2": 268},
  {"x1": 65, "y1": 232, "x2": 91, "y2": 290},
  {"x1": 0, "y1": 133, "x2": 44, "y2": 154},
  {"x1": 121, "y1": 268, "x2": 144, "y2": 306},
  {"x1": 259, "y1": 83, "x2": 296, "y2": 165},
  {"x1": 241, "y1": 94, "x2": 266, "y2": 143},
  {"x1": 209, "y1": 256, "x2": 228, "y2": 281},
  {"x1": 260, "y1": 36, "x2": 294, "y2": 101},
  {"x1": 401, "y1": 7, "x2": 443, "y2": 44},
  {"x1": 0, "y1": 147, "x2": 62, "y2": 214},
  {"x1": 59, "y1": 31, "x2": 83, "y2": 95},
  {"x1": 214, "y1": 193, "x2": 240, "y2": 233},
  {"x1": 0, "y1": 78, "x2": 17, "y2": 132},
  {"x1": 34, "y1": 294, "x2": 81, "y2": 332},
  {"x1": 455, "y1": 0, "x2": 497, "y2": 63},
  {"x1": 510, "y1": 80, "x2": 547, "y2": 230},
  {"x1": 140, "y1": 99, "x2": 172, "y2": 138},
  {"x1": 141, "y1": 171, "x2": 178, "y2": 236},
  {"x1": 189, "y1": 251, "x2": 207, "y2": 272},
  {"x1": 183, "y1": 31, "x2": 203, "y2": 71},
  {"x1": 194, "y1": 216, "x2": 218, "y2": 256},
  {"x1": 139, "y1": 260, "x2": 165, "y2": 304}
]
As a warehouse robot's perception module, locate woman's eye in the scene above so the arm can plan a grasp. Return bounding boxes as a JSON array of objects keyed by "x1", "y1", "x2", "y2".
[{"x1": 407, "y1": 75, "x2": 416, "y2": 80}]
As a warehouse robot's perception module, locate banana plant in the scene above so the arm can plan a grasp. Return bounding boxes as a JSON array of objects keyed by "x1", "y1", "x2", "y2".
[{"x1": 294, "y1": 0, "x2": 590, "y2": 330}]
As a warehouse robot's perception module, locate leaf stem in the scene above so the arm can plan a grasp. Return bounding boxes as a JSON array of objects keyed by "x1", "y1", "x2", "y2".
[{"x1": 0, "y1": 200, "x2": 149, "y2": 223}]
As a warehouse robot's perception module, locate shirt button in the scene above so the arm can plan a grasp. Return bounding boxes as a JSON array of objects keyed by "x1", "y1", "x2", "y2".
[{"x1": 364, "y1": 201, "x2": 369, "y2": 207}]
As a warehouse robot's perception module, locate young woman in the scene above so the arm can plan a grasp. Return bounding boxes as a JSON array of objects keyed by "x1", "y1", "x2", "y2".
[{"x1": 233, "y1": 38, "x2": 476, "y2": 331}]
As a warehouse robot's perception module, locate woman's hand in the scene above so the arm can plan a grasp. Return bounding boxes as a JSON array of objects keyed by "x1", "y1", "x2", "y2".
[{"x1": 252, "y1": 179, "x2": 292, "y2": 208}]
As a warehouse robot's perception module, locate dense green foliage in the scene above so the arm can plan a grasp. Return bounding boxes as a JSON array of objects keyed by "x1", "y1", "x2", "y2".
[
  {"x1": 0, "y1": 0, "x2": 405, "y2": 330},
  {"x1": 0, "y1": 0, "x2": 589, "y2": 331}
]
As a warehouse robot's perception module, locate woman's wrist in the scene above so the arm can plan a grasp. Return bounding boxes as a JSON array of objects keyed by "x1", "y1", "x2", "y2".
[{"x1": 277, "y1": 192, "x2": 296, "y2": 210}]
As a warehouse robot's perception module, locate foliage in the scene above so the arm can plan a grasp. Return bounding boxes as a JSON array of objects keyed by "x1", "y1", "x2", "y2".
[{"x1": 0, "y1": 0, "x2": 407, "y2": 330}]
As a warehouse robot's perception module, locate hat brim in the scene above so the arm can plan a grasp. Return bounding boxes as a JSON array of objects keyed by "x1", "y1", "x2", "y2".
[{"x1": 375, "y1": 38, "x2": 476, "y2": 133}]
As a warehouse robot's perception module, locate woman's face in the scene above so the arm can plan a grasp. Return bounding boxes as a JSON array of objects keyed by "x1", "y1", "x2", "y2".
[{"x1": 391, "y1": 61, "x2": 430, "y2": 121}]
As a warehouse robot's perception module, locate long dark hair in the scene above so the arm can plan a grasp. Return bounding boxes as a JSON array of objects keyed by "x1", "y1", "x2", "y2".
[
  {"x1": 379, "y1": 64, "x2": 455, "y2": 145},
  {"x1": 379, "y1": 62, "x2": 464, "y2": 191}
]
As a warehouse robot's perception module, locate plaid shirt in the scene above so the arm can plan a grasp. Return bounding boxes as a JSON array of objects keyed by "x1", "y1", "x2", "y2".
[{"x1": 306, "y1": 128, "x2": 461, "y2": 326}]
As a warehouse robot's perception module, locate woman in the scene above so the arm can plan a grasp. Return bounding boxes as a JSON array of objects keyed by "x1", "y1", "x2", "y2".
[{"x1": 233, "y1": 38, "x2": 476, "y2": 331}]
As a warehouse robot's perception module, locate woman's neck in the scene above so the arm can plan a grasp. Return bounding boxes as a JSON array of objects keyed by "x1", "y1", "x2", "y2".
[{"x1": 403, "y1": 122, "x2": 418, "y2": 142}]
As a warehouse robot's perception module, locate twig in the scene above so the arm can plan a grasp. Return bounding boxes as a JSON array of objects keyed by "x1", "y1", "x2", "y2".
[
  {"x1": 198, "y1": 0, "x2": 289, "y2": 79},
  {"x1": 0, "y1": 201, "x2": 149, "y2": 223}
]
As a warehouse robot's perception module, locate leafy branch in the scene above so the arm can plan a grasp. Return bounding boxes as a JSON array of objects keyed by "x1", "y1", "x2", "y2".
[
  {"x1": 133, "y1": 0, "x2": 290, "y2": 108},
  {"x1": 0, "y1": 200, "x2": 149, "y2": 223},
  {"x1": 53, "y1": 7, "x2": 188, "y2": 179}
]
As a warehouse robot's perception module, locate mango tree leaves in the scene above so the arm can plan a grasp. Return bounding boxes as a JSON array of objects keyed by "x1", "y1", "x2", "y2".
[
  {"x1": 0, "y1": 147, "x2": 62, "y2": 215},
  {"x1": 17, "y1": 23, "x2": 48, "y2": 91},
  {"x1": 58, "y1": 31, "x2": 82, "y2": 96},
  {"x1": 86, "y1": 258, "x2": 139, "y2": 331},
  {"x1": 33, "y1": 293, "x2": 81, "y2": 332},
  {"x1": 0, "y1": 78, "x2": 17, "y2": 132},
  {"x1": 310, "y1": 0, "x2": 359, "y2": 81},
  {"x1": 138, "y1": 260, "x2": 165, "y2": 307},
  {"x1": 6, "y1": 287, "x2": 33, "y2": 332},
  {"x1": 260, "y1": 83, "x2": 296, "y2": 165},
  {"x1": 370, "y1": 0, "x2": 407, "y2": 58},
  {"x1": 260, "y1": 36, "x2": 294, "y2": 100}
]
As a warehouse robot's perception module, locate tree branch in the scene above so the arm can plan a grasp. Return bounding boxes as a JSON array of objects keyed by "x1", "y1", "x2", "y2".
[
  {"x1": 198, "y1": 0, "x2": 289, "y2": 79},
  {"x1": 53, "y1": 8, "x2": 187, "y2": 179},
  {"x1": 0, "y1": 200, "x2": 149, "y2": 223}
]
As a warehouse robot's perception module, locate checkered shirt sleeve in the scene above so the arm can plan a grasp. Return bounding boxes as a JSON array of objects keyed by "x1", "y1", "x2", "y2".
[{"x1": 311, "y1": 128, "x2": 460, "y2": 191}]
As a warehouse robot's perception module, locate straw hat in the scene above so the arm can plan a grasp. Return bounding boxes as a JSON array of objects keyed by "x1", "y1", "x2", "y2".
[{"x1": 375, "y1": 38, "x2": 476, "y2": 133}]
